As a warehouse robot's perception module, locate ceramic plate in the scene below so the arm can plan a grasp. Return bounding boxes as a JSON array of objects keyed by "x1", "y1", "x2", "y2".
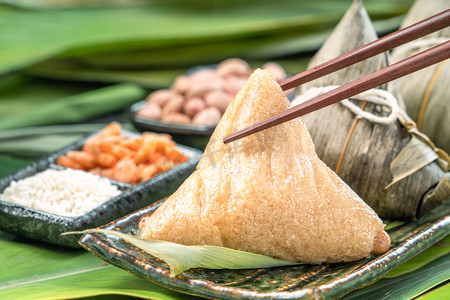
[
  {"x1": 79, "y1": 200, "x2": 450, "y2": 299},
  {"x1": 0, "y1": 130, "x2": 202, "y2": 248}
]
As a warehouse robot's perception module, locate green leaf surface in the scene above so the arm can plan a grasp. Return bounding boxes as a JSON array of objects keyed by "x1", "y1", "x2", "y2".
[
  {"x1": 0, "y1": 155, "x2": 32, "y2": 179},
  {"x1": 70, "y1": 229, "x2": 299, "y2": 275},
  {"x1": 0, "y1": 124, "x2": 101, "y2": 158},
  {"x1": 416, "y1": 282, "x2": 450, "y2": 300},
  {"x1": 26, "y1": 60, "x2": 187, "y2": 89},
  {"x1": 25, "y1": 56, "x2": 311, "y2": 88},
  {"x1": 0, "y1": 231, "x2": 200, "y2": 300},
  {"x1": 342, "y1": 253, "x2": 450, "y2": 300},
  {"x1": 383, "y1": 235, "x2": 450, "y2": 278},
  {"x1": 0, "y1": 78, "x2": 145, "y2": 130},
  {"x1": 0, "y1": 1, "x2": 413, "y2": 75},
  {"x1": 0, "y1": 199, "x2": 447, "y2": 300},
  {"x1": 0, "y1": 123, "x2": 136, "y2": 158}
]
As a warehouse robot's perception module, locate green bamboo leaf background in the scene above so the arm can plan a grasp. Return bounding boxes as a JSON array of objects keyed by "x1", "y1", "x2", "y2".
[
  {"x1": 0, "y1": 228, "x2": 447, "y2": 300},
  {"x1": 0, "y1": 81, "x2": 145, "y2": 130},
  {"x1": 0, "y1": 231, "x2": 198, "y2": 300},
  {"x1": 0, "y1": 0, "x2": 412, "y2": 75},
  {"x1": 416, "y1": 283, "x2": 450, "y2": 300},
  {"x1": 342, "y1": 253, "x2": 450, "y2": 299},
  {"x1": 1, "y1": 1, "x2": 448, "y2": 299},
  {"x1": 0, "y1": 0, "x2": 413, "y2": 134}
]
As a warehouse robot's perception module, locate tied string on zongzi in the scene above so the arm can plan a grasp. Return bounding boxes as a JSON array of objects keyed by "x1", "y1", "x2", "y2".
[
  {"x1": 291, "y1": 87, "x2": 399, "y2": 125},
  {"x1": 291, "y1": 84, "x2": 450, "y2": 188},
  {"x1": 223, "y1": 9, "x2": 450, "y2": 144}
]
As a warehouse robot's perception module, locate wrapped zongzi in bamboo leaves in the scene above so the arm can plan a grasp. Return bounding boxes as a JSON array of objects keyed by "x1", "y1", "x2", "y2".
[
  {"x1": 292, "y1": 0, "x2": 449, "y2": 220},
  {"x1": 391, "y1": 0, "x2": 450, "y2": 153}
]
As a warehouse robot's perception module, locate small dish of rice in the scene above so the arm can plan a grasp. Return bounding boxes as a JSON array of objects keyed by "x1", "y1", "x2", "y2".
[
  {"x1": 0, "y1": 127, "x2": 202, "y2": 248},
  {"x1": 0, "y1": 169, "x2": 122, "y2": 217}
]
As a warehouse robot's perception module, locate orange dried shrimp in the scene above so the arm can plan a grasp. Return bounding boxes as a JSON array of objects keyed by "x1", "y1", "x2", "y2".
[{"x1": 57, "y1": 122, "x2": 188, "y2": 184}]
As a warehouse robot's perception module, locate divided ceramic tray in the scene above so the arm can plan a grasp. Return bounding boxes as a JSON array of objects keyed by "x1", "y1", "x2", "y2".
[
  {"x1": 0, "y1": 130, "x2": 202, "y2": 248},
  {"x1": 79, "y1": 199, "x2": 450, "y2": 299}
]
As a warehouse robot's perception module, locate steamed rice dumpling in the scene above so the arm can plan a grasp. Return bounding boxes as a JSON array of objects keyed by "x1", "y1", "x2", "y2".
[
  {"x1": 391, "y1": 0, "x2": 450, "y2": 153},
  {"x1": 292, "y1": 0, "x2": 448, "y2": 220},
  {"x1": 139, "y1": 69, "x2": 390, "y2": 264}
]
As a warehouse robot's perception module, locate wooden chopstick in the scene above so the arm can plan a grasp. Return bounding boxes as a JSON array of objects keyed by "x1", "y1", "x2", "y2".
[
  {"x1": 223, "y1": 40, "x2": 450, "y2": 144},
  {"x1": 223, "y1": 10, "x2": 450, "y2": 144},
  {"x1": 280, "y1": 9, "x2": 450, "y2": 91}
]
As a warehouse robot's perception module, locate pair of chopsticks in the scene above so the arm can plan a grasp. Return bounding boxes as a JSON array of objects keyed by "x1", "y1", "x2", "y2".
[{"x1": 223, "y1": 9, "x2": 450, "y2": 144}]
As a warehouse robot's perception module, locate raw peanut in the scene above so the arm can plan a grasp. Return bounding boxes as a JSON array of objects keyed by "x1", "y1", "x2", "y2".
[
  {"x1": 162, "y1": 113, "x2": 191, "y2": 124},
  {"x1": 262, "y1": 62, "x2": 287, "y2": 82},
  {"x1": 192, "y1": 107, "x2": 222, "y2": 126},
  {"x1": 205, "y1": 90, "x2": 232, "y2": 113},
  {"x1": 187, "y1": 77, "x2": 223, "y2": 98},
  {"x1": 184, "y1": 97, "x2": 206, "y2": 117},
  {"x1": 137, "y1": 102, "x2": 162, "y2": 120},
  {"x1": 162, "y1": 95, "x2": 185, "y2": 116},
  {"x1": 146, "y1": 89, "x2": 174, "y2": 107},
  {"x1": 216, "y1": 58, "x2": 252, "y2": 78},
  {"x1": 223, "y1": 76, "x2": 247, "y2": 95},
  {"x1": 190, "y1": 68, "x2": 216, "y2": 81},
  {"x1": 172, "y1": 75, "x2": 190, "y2": 94}
]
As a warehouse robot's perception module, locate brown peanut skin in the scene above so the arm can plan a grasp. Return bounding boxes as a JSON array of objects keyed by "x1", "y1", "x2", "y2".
[
  {"x1": 162, "y1": 113, "x2": 191, "y2": 124},
  {"x1": 137, "y1": 102, "x2": 162, "y2": 120},
  {"x1": 192, "y1": 107, "x2": 222, "y2": 126},
  {"x1": 146, "y1": 89, "x2": 174, "y2": 107},
  {"x1": 172, "y1": 75, "x2": 191, "y2": 94},
  {"x1": 187, "y1": 78, "x2": 223, "y2": 98},
  {"x1": 223, "y1": 76, "x2": 247, "y2": 95},
  {"x1": 162, "y1": 95, "x2": 185, "y2": 116},
  {"x1": 205, "y1": 90, "x2": 232, "y2": 113},
  {"x1": 262, "y1": 62, "x2": 287, "y2": 82},
  {"x1": 184, "y1": 97, "x2": 206, "y2": 117},
  {"x1": 217, "y1": 58, "x2": 252, "y2": 78}
]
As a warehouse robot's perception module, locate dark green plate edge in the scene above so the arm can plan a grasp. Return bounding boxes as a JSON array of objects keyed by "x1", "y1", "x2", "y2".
[
  {"x1": 0, "y1": 130, "x2": 202, "y2": 248},
  {"x1": 79, "y1": 201, "x2": 450, "y2": 300}
]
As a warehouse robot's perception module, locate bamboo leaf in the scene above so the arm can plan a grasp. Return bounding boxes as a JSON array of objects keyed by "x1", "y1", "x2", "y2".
[
  {"x1": 382, "y1": 235, "x2": 450, "y2": 278},
  {"x1": 0, "y1": 124, "x2": 134, "y2": 158},
  {"x1": 26, "y1": 60, "x2": 186, "y2": 88},
  {"x1": 0, "y1": 155, "x2": 31, "y2": 179},
  {"x1": 25, "y1": 57, "x2": 311, "y2": 88},
  {"x1": 0, "y1": 214, "x2": 447, "y2": 300},
  {"x1": 0, "y1": 1, "x2": 413, "y2": 75},
  {"x1": 416, "y1": 282, "x2": 450, "y2": 300},
  {"x1": 67, "y1": 229, "x2": 299, "y2": 275},
  {"x1": 0, "y1": 0, "x2": 148, "y2": 9},
  {"x1": 342, "y1": 253, "x2": 450, "y2": 300},
  {"x1": 0, "y1": 231, "x2": 195, "y2": 300},
  {"x1": 0, "y1": 82, "x2": 145, "y2": 130},
  {"x1": 387, "y1": 135, "x2": 439, "y2": 188}
]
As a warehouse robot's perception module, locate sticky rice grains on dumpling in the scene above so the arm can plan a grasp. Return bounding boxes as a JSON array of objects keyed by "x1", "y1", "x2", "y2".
[{"x1": 139, "y1": 69, "x2": 390, "y2": 263}]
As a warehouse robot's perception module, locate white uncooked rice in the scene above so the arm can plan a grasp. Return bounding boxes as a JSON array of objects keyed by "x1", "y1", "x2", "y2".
[{"x1": 0, "y1": 169, "x2": 121, "y2": 217}]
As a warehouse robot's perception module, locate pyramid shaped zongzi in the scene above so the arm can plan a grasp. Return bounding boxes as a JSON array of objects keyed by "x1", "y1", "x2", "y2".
[{"x1": 139, "y1": 69, "x2": 390, "y2": 263}]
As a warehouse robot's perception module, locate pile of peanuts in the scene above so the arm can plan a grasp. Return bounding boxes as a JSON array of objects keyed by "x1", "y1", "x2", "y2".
[{"x1": 137, "y1": 58, "x2": 287, "y2": 126}]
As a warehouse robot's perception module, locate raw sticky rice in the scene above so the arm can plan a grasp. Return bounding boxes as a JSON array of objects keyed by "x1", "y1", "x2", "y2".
[{"x1": 0, "y1": 169, "x2": 121, "y2": 216}]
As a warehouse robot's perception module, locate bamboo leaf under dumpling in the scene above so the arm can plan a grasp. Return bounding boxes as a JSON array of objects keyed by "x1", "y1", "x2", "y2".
[{"x1": 66, "y1": 229, "x2": 299, "y2": 275}]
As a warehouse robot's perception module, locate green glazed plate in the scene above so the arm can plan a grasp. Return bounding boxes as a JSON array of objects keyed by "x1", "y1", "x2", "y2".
[{"x1": 79, "y1": 200, "x2": 450, "y2": 299}]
